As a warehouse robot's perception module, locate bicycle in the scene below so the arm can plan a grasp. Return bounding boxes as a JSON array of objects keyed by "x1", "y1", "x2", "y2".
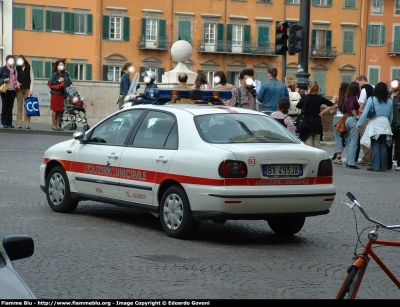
[{"x1": 336, "y1": 192, "x2": 400, "y2": 299}]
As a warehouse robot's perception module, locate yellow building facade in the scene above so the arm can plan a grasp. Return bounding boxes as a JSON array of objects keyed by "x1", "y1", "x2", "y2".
[{"x1": 13, "y1": 0, "x2": 365, "y2": 96}]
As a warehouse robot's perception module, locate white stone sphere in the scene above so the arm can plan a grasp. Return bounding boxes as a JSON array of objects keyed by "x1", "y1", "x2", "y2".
[{"x1": 171, "y1": 40, "x2": 193, "y2": 62}]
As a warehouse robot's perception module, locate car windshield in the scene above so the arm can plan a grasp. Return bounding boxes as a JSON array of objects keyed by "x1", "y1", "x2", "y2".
[{"x1": 194, "y1": 113, "x2": 300, "y2": 144}]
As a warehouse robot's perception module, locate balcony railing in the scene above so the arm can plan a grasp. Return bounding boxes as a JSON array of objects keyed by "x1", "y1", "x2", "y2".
[
  {"x1": 136, "y1": 36, "x2": 171, "y2": 50},
  {"x1": 309, "y1": 46, "x2": 338, "y2": 59},
  {"x1": 197, "y1": 40, "x2": 276, "y2": 56},
  {"x1": 388, "y1": 42, "x2": 400, "y2": 54}
]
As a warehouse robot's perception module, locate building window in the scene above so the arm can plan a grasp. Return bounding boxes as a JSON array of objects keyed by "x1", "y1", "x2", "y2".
[
  {"x1": 340, "y1": 74, "x2": 353, "y2": 83},
  {"x1": 371, "y1": 0, "x2": 383, "y2": 14},
  {"x1": 286, "y1": 0, "x2": 300, "y2": 4},
  {"x1": 203, "y1": 71, "x2": 215, "y2": 86},
  {"x1": 367, "y1": 25, "x2": 386, "y2": 46},
  {"x1": 395, "y1": 0, "x2": 400, "y2": 14},
  {"x1": 344, "y1": 0, "x2": 356, "y2": 8},
  {"x1": 204, "y1": 23, "x2": 216, "y2": 44},
  {"x1": 51, "y1": 11, "x2": 63, "y2": 32},
  {"x1": 31, "y1": 60, "x2": 44, "y2": 78},
  {"x1": 342, "y1": 30, "x2": 354, "y2": 53},
  {"x1": 312, "y1": 73, "x2": 326, "y2": 95},
  {"x1": 32, "y1": 8, "x2": 44, "y2": 31},
  {"x1": 312, "y1": 0, "x2": 332, "y2": 7},
  {"x1": 105, "y1": 66, "x2": 121, "y2": 82},
  {"x1": 146, "y1": 19, "x2": 158, "y2": 42},
  {"x1": 74, "y1": 14, "x2": 86, "y2": 34},
  {"x1": 232, "y1": 25, "x2": 243, "y2": 47},
  {"x1": 74, "y1": 64, "x2": 84, "y2": 80},
  {"x1": 311, "y1": 29, "x2": 332, "y2": 53},
  {"x1": 178, "y1": 20, "x2": 192, "y2": 43},
  {"x1": 110, "y1": 17, "x2": 122, "y2": 40},
  {"x1": 13, "y1": 7, "x2": 26, "y2": 30},
  {"x1": 391, "y1": 68, "x2": 400, "y2": 79},
  {"x1": 258, "y1": 26, "x2": 270, "y2": 48},
  {"x1": 368, "y1": 67, "x2": 380, "y2": 86},
  {"x1": 227, "y1": 71, "x2": 241, "y2": 87}
]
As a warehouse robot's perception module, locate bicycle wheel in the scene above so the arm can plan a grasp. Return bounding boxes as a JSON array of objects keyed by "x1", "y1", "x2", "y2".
[{"x1": 336, "y1": 264, "x2": 366, "y2": 299}]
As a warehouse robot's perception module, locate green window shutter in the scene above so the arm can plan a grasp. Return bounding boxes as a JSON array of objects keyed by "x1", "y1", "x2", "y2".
[
  {"x1": 327, "y1": 0, "x2": 332, "y2": 6},
  {"x1": 66, "y1": 63, "x2": 75, "y2": 79},
  {"x1": 70, "y1": 13, "x2": 75, "y2": 34},
  {"x1": 343, "y1": 31, "x2": 354, "y2": 53},
  {"x1": 158, "y1": 19, "x2": 167, "y2": 48},
  {"x1": 227, "y1": 24, "x2": 233, "y2": 52},
  {"x1": 258, "y1": 26, "x2": 270, "y2": 47},
  {"x1": 311, "y1": 29, "x2": 317, "y2": 49},
  {"x1": 394, "y1": 26, "x2": 400, "y2": 52},
  {"x1": 103, "y1": 65, "x2": 109, "y2": 81},
  {"x1": 85, "y1": 64, "x2": 92, "y2": 81},
  {"x1": 32, "y1": 9, "x2": 44, "y2": 31},
  {"x1": 313, "y1": 73, "x2": 326, "y2": 95},
  {"x1": 369, "y1": 68, "x2": 379, "y2": 86},
  {"x1": 86, "y1": 14, "x2": 93, "y2": 35},
  {"x1": 123, "y1": 17, "x2": 130, "y2": 41},
  {"x1": 141, "y1": 18, "x2": 147, "y2": 42},
  {"x1": 380, "y1": 25, "x2": 386, "y2": 46},
  {"x1": 345, "y1": 0, "x2": 356, "y2": 8},
  {"x1": 243, "y1": 25, "x2": 251, "y2": 52},
  {"x1": 367, "y1": 25, "x2": 372, "y2": 45},
  {"x1": 217, "y1": 23, "x2": 224, "y2": 51},
  {"x1": 102, "y1": 15, "x2": 110, "y2": 39},
  {"x1": 178, "y1": 20, "x2": 192, "y2": 43},
  {"x1": 31, "y1": 60, "x2": 44, "y2": 78},
  {"x1": 13, "y1": 7, "x2": 26, "y2": 29},
  {"x1": 393, "y1": 69, "x2": 400, "y2": 79},
  {"x1": 64, "y1": 12, "x2": 71, "y2": 33},
  {"x1": 157, "y1": 68, "x2": 165, "y2": 83},
  {"x1": 257, "y1": 72, "x2": 268, "y2": 83},
  {"x1": 325, "y1": 30, "x2": 332, "y2": 53},
  {"x1": 45, "y1": 61, "x2": 53, "y2": 78},
  {"x1": 46, "y1": 10, "x2": 52, "y2": 32},
  {"x1": 312, "y1": 0, "x2": 318, "y2": 5},
  {"x1": 341, "y1": 74, "x2": 352, "y2": 83}
]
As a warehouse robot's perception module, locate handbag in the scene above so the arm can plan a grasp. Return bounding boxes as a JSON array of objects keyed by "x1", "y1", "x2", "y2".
[
  {"x1": 24, "y1": 96, "x2": 40, "y2": 117},
  {"x1": 335, "y1": 113, "x2": 349, "y2": 138},
  {"x1": 294, "y1": 95, "x2": 309, "y2": 131},
  {"x1": 367, "y1": 97, "x2": 376, "y2": 119},
  {"x1": 0, "y1": 82, "x2": 7, "y2": 93}
]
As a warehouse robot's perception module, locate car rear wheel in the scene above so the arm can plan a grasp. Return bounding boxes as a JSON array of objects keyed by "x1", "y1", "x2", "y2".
[
  {"x1": 160, "y1": 186, "x2": 199, "y2": 239},
  {"x1": 267, "y1": 217, "x2": 305, "y2": 235},
  {"x1": 46, "y1": 166, "x2": 78, "y2": 213}
]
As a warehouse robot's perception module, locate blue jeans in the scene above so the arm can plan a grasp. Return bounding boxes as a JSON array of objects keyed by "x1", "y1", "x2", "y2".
[
  {"x1": 345, "y1": 116, "x2": 359, "y2": 166},
  {"x1": 333, "y1": 115, "x2": 348, "y2": 155},
  {"x1": 370, "y1": 135, "x2": 388, "y2": 171}
]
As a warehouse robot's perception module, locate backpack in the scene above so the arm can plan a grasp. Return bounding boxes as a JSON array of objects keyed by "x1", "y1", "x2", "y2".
[
  {"x1": 274, "y1": 115, "x2": 289, "y2": 128},
  {"x1": 288, "y1": 91, "x2": 301, "y2": 115}
]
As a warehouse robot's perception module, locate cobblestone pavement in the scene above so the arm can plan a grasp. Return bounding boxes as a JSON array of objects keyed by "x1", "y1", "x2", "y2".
[{"x1": 0, "y1": 132, "x2": 399, "y2": 300}]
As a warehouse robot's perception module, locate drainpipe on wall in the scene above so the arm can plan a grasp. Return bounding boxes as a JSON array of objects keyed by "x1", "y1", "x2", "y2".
[
  {"x1": 100, "y1": 0, "x2": 103, "y2": 80},
  {"x1": 171, "y1": 0, "x2": 174, "y2": 71},
  {"x1": 223, "y1": 0, "x2": 227, "y2": 72},
  {"x1": 359, "y1": 0, "x2": 365, "y2": 76}
]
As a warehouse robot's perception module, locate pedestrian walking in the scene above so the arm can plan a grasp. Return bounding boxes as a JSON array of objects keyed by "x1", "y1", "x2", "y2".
[
  {"x1": 295, "y1": 81, "x2": 335, "y2": 148},
  {"x1": 355, "y1": 75, "x2": 374, "y2": 166},
  {"x1": 226, "y1": 68, "x2": 257, "y2": 111},
  {"x1": 389, "y1": 78, "x2": 400, "y2": 171},
  {"x1": 117, "y1": 62, "x2": 134, "y2": 109},
  {"x1": 257, "y1": 67, "x2": 289, "y2": 114},
  {"x1": 15, "y1": 55, "x2": 34, "y2": 129},
  {"x1": 48, "y1": 58, "x2": 73, "y2": 131},
  {"x1": 343, "y1": 81, "x2": 361, "y2": 169},
  {"x1": 356, "y1": 82, "x2": 393, "y2": 172},
  {"x1": 0, "y1": 55, "x2": 18, "y2": 128}
]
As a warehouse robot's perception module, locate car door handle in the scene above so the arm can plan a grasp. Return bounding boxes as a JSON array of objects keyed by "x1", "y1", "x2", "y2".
[
  {"x1": 156, "y1": 156, "x2": 168, "y2": 163},
  {"x1": 108, "y1": 153, "x2": 119, "y2": 160}
]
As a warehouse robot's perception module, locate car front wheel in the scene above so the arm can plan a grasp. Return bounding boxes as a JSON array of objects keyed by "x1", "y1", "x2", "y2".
[
  {"x1": 267, "y1": 217, "x2": 305, "y2": 235},
  {"x1": 46, "y1": 166, "x2": 78, "y2": 213},
  {"x1": 160, "y1": 186, "x2": 199, "y2": 239}
]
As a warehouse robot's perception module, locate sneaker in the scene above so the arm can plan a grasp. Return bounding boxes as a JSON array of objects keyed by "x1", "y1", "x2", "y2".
[
  {"x1": 332, "y1": 157, "x2": 342, "y2": 165},
  {"x1": 25, "y1": 126, "x2": 30, "y2": 129},
  {"x1": 356, "y1": 161, "x2": 370, "y2": 166},
  {"x1": 1, "y1": 125, "x2": 8, "y2": 128},
  {"x1": 17, "y1": 125, "x2": 22, "y2": 129},
  {"x1": 76, "y1": 117, "x2": 82, "y2": 123},
  {"x1": 396, "y1": 166, "x2": 400, "y2": 171},
  {"x1": 9, "y1": 125, "x2": 14, "y2": 128}
]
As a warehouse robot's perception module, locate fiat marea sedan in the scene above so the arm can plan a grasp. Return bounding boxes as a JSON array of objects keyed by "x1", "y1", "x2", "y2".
[{"x1": 39, "y1": 104, "x2": 335, "y2": 239}]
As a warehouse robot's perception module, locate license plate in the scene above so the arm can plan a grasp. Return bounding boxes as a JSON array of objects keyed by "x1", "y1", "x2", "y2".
[{"x1": 262, "y1": 164, "x2": 303, "y2": 177}]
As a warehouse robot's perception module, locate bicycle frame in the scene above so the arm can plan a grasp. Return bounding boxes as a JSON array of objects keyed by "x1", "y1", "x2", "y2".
[{"x1": 336, "y1": 238, "x2": 400, "y2": 299}]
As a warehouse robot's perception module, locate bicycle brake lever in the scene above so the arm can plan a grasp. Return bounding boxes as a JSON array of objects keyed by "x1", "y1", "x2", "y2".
[{"x1": 341, "y1": 201, "x2": 354, "y2": 209}]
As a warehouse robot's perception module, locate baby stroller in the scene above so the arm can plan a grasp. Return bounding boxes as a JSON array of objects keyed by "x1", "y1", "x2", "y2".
[{"x1": 60, "y1": 87, "x2": 90, "y2": 131}]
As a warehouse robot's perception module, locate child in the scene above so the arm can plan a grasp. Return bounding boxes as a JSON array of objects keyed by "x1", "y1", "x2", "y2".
[{"x1": 69, "y1": 93, "x2": 87, "y2": 123}]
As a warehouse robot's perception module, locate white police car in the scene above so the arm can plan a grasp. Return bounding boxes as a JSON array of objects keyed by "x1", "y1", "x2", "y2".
[{"x1": 39, "y1": 102, "x2": 335, "y2": 239}]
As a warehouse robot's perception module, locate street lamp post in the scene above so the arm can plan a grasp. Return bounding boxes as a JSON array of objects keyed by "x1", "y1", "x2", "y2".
[{"x1": 296, "y1": 0, "x2": 311, "y2": 92}]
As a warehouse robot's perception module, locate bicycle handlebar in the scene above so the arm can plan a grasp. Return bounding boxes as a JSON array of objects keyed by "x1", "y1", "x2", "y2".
[{"x1": 344, "y1": 192, "x2": 400, "y2": 230}]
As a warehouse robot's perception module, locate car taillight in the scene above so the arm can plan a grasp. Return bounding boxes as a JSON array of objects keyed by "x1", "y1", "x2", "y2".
[
  {"x1": 218, "y1": 160, "x2": 248, "y2": 178},
  {"x1": 317, "y1": 159, "x2": 333, "y2": 177}
]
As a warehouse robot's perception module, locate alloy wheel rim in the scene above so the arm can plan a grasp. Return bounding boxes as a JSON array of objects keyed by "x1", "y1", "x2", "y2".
[
  {"x1": 163, "y1": 193, "x2": 184, "y2": 231},
  {"x1": 48, "y1": 173, "x2": 65, "y2": 206}
]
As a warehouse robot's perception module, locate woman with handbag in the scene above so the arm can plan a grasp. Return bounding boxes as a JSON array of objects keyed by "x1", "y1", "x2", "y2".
[
  {"x1": 343, "y1": 81, "x2": 361, "y2": 169},
  {"x1": 15, "y1": 55, "x2": 34, "y2": 129},
  {"x1": 0, "y1": 55, "x2": 18, "y2": 129},
  {"x1": 295, "y1": 81, "x2": 335, "y2": 148},
  {"x1": 48, "y1": 58, "x2": 73, "y2": 131},
  {"x1": 356, "y1": 82, "x2": 393, "y2": 171}
]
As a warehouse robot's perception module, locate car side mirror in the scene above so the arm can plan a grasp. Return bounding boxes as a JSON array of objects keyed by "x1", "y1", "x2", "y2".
[
  {"x1": 2, "y1": 235, "x2": 34, "y2": 261},
  {"x1": 73, "y1": 131, "x2": 87, "y2": 144}
]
